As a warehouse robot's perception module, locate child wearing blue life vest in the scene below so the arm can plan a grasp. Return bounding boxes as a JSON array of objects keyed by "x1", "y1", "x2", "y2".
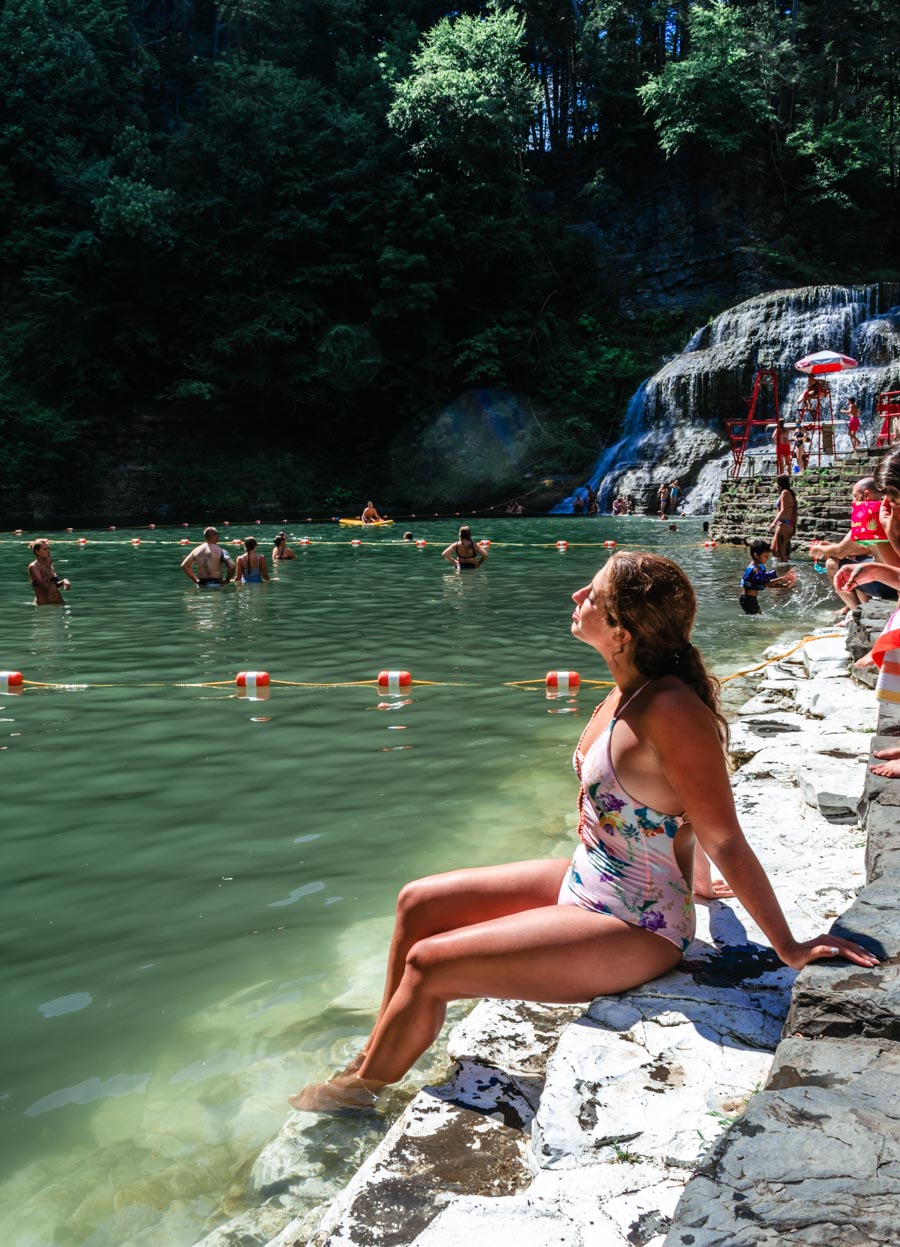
[{"x1": 740, "y1": 539, "x2": 798, "y2": 615}]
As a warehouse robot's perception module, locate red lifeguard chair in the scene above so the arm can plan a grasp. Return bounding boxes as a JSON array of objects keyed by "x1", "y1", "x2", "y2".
[
  {"x1": 876, "y1": 390, "x2": 900, "y2": 446},
  {"x1": 725, "y1": 368, "x2": 780, "y2": 478}
]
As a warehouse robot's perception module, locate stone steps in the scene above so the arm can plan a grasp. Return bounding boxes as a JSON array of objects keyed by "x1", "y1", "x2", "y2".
[{"x1": 710, "y1": 448, "x2": 888, "y2": 546}]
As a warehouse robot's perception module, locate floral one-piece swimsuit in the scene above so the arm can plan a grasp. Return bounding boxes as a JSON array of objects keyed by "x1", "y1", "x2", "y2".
[{"x1": 557, "y1": 682, "x2": 695, "y2": 952}]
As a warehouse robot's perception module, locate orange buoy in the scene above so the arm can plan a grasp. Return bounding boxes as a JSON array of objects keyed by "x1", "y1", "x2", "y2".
[
  {"x1": 377, "y1": 670, "x2": 412, "y2": 690},
  {"x1": 299, "y1": 536, "x2": 310, "y2": 545},
  {"x1": 148, "y1": 524, "x2": 156, "y2": 530},
  {"x1": 255, "y1": 519, "x2": 261, "y2": 525},
  {"x1": 236, "y1": 671, "x2": 270, "y2": 689},
  {"x1": 179, "y1": 538, "x2": 191, "y2": 545},
  {"x1": 604, "y1": 540, "x2": 616, "y2": 549},
  {"x1": 77, "y1": 538, "x2": 88, "y2": 546},
  {"x1": 480, "y1": 539, "x2": 491, "y2": 547},
  {"x1": 556, "y1": 540, "x2": 568, "y2": 550},
  {"x1": 704, "y1": 540, "x2": 716, "y2": 549},
  {"x1": 14, "y1": 528, "x2": 23, "y2": 535},
  {"x1": 351, "y1": 538, "x2": 361, "y2": 546},
  {"x1": 546, "y1": 671, "x2": 580, "y2": 691},
  {"x1": 416, "y1": 539, "x2": 427, "y2": 547},
  {"x1": 0, "y1": 670, "x2": 23, "y2": 686},
  {"x1": 223, "y1": 521, "x2": 230, "y2": 526},
  {"x1": 130, "y1": 538, "x2": 141, "y2": 546},
  {"x1": 233, "y1": 539, "x2": 243, "y2": 547}
]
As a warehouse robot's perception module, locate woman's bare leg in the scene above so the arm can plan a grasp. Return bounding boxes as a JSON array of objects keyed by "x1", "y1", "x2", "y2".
[
  {"x1": 291, "y1": 902, "x2": 682, "y2": 1111},
  {"x1": 333, "y1": 859, "x2": 572, "y2": 1077}
]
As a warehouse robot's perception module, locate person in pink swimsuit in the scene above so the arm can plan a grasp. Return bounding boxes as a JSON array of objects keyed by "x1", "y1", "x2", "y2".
[{"x1": 290, "y1": 552, "x2": 878, "y2": 1112}]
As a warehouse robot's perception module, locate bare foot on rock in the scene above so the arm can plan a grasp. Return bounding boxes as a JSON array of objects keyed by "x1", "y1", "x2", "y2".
[
  {"x1": 694, "y1": 878, "x2": 736, "y2": 901},
  {"x1": 870, "y1": 757, "x2": 900, "y2": 779},
  {"x1": 289, "y1": 1073, "x2": 385, "y2": 1113},
  {"x1": 854, "y1": 650, "x2": 876, "y2": 668},
  {"x1": 873, "y1": 745, "x2": 900, "y2": 761}
]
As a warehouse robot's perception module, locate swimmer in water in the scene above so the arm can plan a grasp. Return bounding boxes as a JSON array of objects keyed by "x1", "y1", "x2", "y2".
[
  {"x1": 181, "y1": 527, "x2": 235, "y2": 588},
  {"x1": 442, "y1": 525, "x2": 487, "y2": 570},
  {"x1": 28, "y1": 539, "x2": 71, "y2": 605},
  {"x1": 272, "y1": 533, "x2": 296, "y2": 561},
  {"x1": 739, "y1": 539, "x2": 797, "y2": 615},
  {"x1": 235, "y1": 536, "x2": 269, "y2": 583}
]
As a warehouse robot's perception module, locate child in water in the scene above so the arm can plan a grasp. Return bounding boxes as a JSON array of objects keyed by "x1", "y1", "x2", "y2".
[{"x1": 740, "y1": 539, "x2": 798, "y2": 615}]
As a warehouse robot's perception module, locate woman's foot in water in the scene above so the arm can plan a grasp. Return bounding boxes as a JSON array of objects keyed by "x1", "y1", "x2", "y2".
[
  {"x1": 871, "y1": 745, "x2": 900, "y2": 779},
  {"x1": 289, "y1": 1072, "x2": 386, "y2": 1113}
]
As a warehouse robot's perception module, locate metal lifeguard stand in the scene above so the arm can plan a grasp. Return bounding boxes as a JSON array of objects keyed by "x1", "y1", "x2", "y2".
[
  {"x1": 876, "y1": 390, "x2": 900, "y2": 447},
  {"x1": 725, "y1": 368, "x2": 780, "y2": 479}
]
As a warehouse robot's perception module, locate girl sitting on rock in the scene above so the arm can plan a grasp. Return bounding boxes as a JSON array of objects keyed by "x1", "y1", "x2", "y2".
[{"x1": 290, "y1": 552, "x2": 875, "y2": 1112}]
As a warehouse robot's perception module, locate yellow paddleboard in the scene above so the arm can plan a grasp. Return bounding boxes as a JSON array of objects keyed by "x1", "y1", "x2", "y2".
[{"x1": 338, "y1": 518, "x2": 394, "y2": 527}]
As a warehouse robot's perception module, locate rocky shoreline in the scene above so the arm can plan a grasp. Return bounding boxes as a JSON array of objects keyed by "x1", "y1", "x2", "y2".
[{"x1": 195, "y1": 607, "x2": 898, "y2": 1247}]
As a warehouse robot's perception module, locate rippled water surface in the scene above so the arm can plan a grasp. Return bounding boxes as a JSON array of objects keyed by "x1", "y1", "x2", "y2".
[{"x1": 0, "y1": 517, "x2": 834, "y2": 1245}]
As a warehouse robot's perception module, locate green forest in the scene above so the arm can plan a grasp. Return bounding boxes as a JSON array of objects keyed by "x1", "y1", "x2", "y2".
[{"x1": 2, "y1": 0, "x2": 899, "y2": 517}]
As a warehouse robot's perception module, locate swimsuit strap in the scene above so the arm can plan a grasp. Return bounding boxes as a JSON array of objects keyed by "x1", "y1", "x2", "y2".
[{"x1": 610, "y1": 679, "x2": 655, "y2": 723}]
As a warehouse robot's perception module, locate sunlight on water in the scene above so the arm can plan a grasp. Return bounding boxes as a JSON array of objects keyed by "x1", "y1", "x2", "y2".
[{"x1": 0, "y1": 517, "x2": 836, "y2": 1245}]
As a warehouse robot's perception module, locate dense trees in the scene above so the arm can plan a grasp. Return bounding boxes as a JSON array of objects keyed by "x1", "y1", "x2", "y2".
[{"x1": 1, "y1": 0, "x2": 897, "y2": 513}]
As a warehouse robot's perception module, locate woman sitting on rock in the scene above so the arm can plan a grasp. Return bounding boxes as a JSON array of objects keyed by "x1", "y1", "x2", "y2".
[{"x1": 290, "y1": 552, "x2": 876, "y2": 1112}]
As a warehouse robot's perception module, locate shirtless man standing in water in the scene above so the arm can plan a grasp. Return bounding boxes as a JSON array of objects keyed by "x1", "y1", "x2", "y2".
[
  {"x1": 28, "y1": 539, "x2": 71, "y2": 604},
  {"x1": 181, "y1": 526, "x2": 235, "y2": 587}
]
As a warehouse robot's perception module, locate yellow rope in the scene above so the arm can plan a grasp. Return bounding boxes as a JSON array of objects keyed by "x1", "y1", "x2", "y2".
[
  {"x1": 10, "y1": 636, "x2": 843, "y2": 693},
  {"x1": 719, "y1": 633, "x2": 843, "y2": 684}
]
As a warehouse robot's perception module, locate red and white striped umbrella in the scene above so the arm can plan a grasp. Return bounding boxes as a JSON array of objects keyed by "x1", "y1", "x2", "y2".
[{"x1": 795, "y1": 350, "x2": 858, "y2": 375}]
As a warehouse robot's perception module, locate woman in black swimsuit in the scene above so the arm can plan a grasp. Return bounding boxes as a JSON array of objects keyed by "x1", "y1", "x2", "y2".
[{"x1": 441, "y1": 525, "x2": 487, "y2": 570}]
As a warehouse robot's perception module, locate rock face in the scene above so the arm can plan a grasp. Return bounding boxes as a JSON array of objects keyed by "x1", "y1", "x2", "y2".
[
  {"x1": 193, "y1": 615, "x2": 900, "y2": 1247},
  {"x1": 555, "y1": 283, "x2": 900, "y2": 516}
]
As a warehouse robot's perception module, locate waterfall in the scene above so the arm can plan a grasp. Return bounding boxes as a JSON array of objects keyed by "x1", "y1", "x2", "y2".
[{"x1": 554, "y1": 283, "x2": 900, "y2": 514}]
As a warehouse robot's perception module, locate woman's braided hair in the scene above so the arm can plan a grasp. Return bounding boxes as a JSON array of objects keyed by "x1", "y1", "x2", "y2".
[{"x1": 601, "y1": 551, "x2": 729, "y2": 748}]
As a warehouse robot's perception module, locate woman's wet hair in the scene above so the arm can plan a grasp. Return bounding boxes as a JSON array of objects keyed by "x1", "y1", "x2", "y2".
[
  {"x1": 244, "y1": 537, "x2": 257, "y2": 552},
  {"x1": 601, "y1": 551, "x2": 728, "y2": 747},
  {"x1": 273, "y1": 534, "x2": 285, "y2": 546},
  {"x1": 877, "y1": 447, "x2": 900, "y2": 498},
  {"x1": 776, "y1": 474, "x2": 793, "y2": 492},
  {"x1": 458, "y1": 525, "x2": 473, "y2": 542}
]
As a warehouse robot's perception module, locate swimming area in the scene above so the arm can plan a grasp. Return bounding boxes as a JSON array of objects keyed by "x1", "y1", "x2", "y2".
[{"x1": 0, "y1": 517, "x2": 837, "y2": 1246}]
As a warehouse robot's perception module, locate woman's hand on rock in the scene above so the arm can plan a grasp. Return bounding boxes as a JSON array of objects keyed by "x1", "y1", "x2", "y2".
[{"x1": 778, "y1": 935, "x2": 879, "y2": 970}]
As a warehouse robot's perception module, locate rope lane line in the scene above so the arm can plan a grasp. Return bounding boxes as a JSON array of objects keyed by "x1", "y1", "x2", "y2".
[{"x1": 10, "y1": 638, "x2": 843, "y2": 694}]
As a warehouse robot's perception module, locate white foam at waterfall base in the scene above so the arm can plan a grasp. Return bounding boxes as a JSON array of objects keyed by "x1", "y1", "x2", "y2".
[{"x1": 555, "y1": 285, "x2": 900, "y2": 514}]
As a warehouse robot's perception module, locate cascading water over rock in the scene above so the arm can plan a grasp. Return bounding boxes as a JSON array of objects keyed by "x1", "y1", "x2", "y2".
[{"x1": 555, "y1": 283, "x2": 900, "y2": 515}]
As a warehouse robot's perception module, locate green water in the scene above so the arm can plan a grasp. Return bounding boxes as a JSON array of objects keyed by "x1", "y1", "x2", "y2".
[{"x1": 0, "y1": 518, "x2": 834, "y2": 1246}]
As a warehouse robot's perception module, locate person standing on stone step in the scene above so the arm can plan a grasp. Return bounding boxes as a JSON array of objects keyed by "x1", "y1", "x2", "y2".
[{"x1": 768, "y1": 474, "x2": 797, "y2": 562}]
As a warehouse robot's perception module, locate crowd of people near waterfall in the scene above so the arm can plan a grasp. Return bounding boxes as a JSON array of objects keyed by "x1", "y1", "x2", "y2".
[{"x1": 738, "y1": 446, "x2": 900, "y2": 783}]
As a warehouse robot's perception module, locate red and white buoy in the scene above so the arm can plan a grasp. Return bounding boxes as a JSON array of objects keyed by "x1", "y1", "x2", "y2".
[
  {"x1": 179, "y1": 538, "x2": 191, "y2": 545},
  {"x1": 236, "y1": 671, "x2": 270, "y2": 689},
  {"x1": 604, "y1": 540, "x2": 616, "y2": 549},
  {"x1": 351, "y1": 538, "x2": 361, "y2": 546},
  {"x1": 556, "y1": 540, "x2": 568, "y2": 550},
  {"x1": 0, "y1": 670, "x2": 23, "y2": 687},
  {"x1": 77, "y1": 538, "x2": 88, "y2": 546},
  {"x1": 416, "y1": 539, "x2": 427, "y2": 547},
  {"x1": 130, "y1": 538, "x2": 141, "y2": 546},
  {"x1": 148, "y1": 524, "x2": 156, "y2": 530},
  {"x1": 704, "y1": 540, "x2": 716, "y2": 549},
  {"x1": 480, "y1": 539, "x2": 491, "y2": 547},
  {"x1": 377, "y1": 670, "x2": 412, "y2": 691},
  {"x1": 546, "y1": 671, "x2": 580, "y2": 691},
  {"x1": 299, "y1": 537, "x2": 310, "y2": 545}
]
